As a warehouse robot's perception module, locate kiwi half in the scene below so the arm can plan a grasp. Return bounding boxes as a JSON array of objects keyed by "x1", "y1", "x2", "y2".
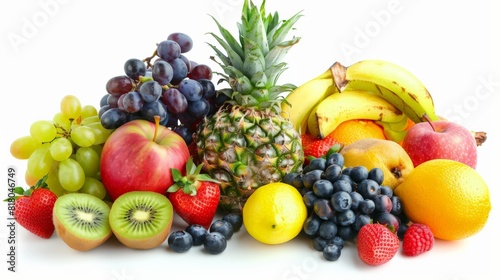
[
  {"x1": 53, "y1": 193, "x2": 112, "y2": 251},
  {"x1": 109, "y1": 191, "x2": 173, "y2": 249}
]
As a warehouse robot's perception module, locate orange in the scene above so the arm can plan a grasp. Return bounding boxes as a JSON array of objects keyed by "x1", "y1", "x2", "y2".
[
  {"x1": 243, "y1": 182, "x2": 307, "y2": 245},
  {"x1": 395, "y1": 159, "x2": 491, "y2": 241},
  {"x1": 329, "y1": 119, "x2": 386, "y2": 146}
]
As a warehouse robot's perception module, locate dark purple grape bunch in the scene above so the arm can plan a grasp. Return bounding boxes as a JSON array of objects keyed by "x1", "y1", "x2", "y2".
[
  {"x1": 99, "y1": 32, "x2": 220, "y2": 145},
  {"x1": 283, "y1": 152, "x2": 410, "y2": 261}
]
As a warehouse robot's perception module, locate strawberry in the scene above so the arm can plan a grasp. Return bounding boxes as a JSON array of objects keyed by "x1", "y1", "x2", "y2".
[
  {"x1": 402, "y1": 223, "x2": 434, "y2": 256},
  {"x1": 167, "y1": 157, "x2": 221, "y2": 229},
  {"x1": 301, "y1": 134, "x2": 341, "y2": 163},
  {"x1": 357, "y1": 223, "x2": 400, "y2": 266},
  {"x1": 10, "y1": 177, "x2": 57, "y2": 239}
]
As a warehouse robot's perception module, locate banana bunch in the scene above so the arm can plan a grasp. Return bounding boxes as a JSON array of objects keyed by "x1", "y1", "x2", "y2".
[{"x1": 281, "y1": 59, "x2": 440, "y2": 141}]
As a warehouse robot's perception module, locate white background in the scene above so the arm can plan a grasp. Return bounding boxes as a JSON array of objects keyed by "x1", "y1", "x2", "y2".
[{"x1": 1, "y1": 0, "x2": 499, "y2": 279}]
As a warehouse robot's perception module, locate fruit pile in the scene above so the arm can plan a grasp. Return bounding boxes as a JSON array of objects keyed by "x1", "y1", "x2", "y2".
[{"x1": 7, "y1": 0, "x2": 492, "y2": 268}]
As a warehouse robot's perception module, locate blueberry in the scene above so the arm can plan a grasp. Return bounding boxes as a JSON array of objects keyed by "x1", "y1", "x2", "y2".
[
  {"x1": 390, "y1": 196, "x2": 403, "y2": 215},
  {"x1": 338, "y1": 174, "x2": 353, "y2": 186},
  {"x1": 203, "y1": 232, "x2": 227, "y2": 254},
  {"x1": 349, "y1": 191, "x2": 364, "y2": 211},
  {"x1": 312, "y1": 236, "x2": 329, "y2": 251},
  {"x1": 341, "y1": 167, "x2": 352, "y2": 175},
  {"x1": 397, "y1": 223, "x2": 409, "y2": 240},
  {"x1": 367, "y1": 167, "x2": 384, "y2": 185},
  {"x1": 302, "y1": 169, "x2": 323, "y2": 189},
  {"x1": 222, "y1": 213, "x2": 243, "y2": 232},
  {"x1": 185, "y1": 224, "x2": 208, "y2": 246},
  {"x1": 359, "y1": 199, "x2": 376, "y2": 215},
  {"x1": 305, "y1": 157, "x2": 327, "y2": 172},
  {"x1": 326, "y1": 153, "x2": 344, "y2": 167},
  {"x1": 282, "y1": 172, "x2": 298, "y2": 186},
  {"x1": 332, "y1": 179, "x2": 352, "y2": 193},
  {"x1": 373, "y1": 194, "x2": 393, "y2": 213},
  {"x1": 313, "y1": 179, "x2": 334, "y2": 198},
  {"x1": 292, "y1": 173, "x2": 305, "y2": 189},
  {"x1": 323, "y1": 244, "x2": 342, "y2": 261},
  {"x1": 319, "y1": 221, "x2": 338, "y2": 240},
  {"x1": 379, "y1": 185, "x2": 393, "y2": 197},
  {"x1": 336, "y1": 209, "x2": 356, "y2": 226},
  {"x1": 168, "y1": 231, "x2": 193, "y2": 253},
  {"x1": 352, "y1": 214, "x2": 372, "y2": 232},
  {"x1": 313, "y1": 199, "x2": 334, "y2": 220},
  {"x1": 337, "y1": 225, "x2": 356, "y2": 241},
  {"x1": 209, "y1": 219, "x2": 234, "y2": 240},
  {"x1": 349, "y1": 166, "x2": 369, "y2": 183},
  {"x1": 303, "y1": 191, "x2": 319, "y2": 208},
  {"x1": 330, "y1": 236, "x2": 345, "y2": 250},
  {"x1": 357, "y1": 179, "x2": 381, "y2": 199},
  {"x1": 303, "y1": 214, "x2": 322, "y2": 236},
  {"x1": 324, "y1": 164, "x2": 342, "y2": 182},
  {"x1": 331, "y1": 191, "x2": 352, "y2": 212}
]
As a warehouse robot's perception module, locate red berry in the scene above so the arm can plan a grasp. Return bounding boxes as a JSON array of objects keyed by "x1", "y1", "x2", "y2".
[
  {"x1": 357, "y1": 223, "x2": 400, "y2": 266},
  {"x1": 403, "y1": 223, "x2": 434, "y2": 256},
  {"x1": 14, "y1": 188, "x2": 57, "y2": 239},
  {"x1": 302, "y1": 134, "x2": 339, "y2": 160}
]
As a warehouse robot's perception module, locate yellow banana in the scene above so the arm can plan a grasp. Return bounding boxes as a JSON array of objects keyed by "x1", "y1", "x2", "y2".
[
  {"x1": 308, "y1": 89, "x2": 405, "y2": 138},
  {"x1": 376, "y1": 118, "x2": 410, "y2": 143},
  {"x1": 281, "y1": 68, "x2": 338, "y2": 133},
  {"x1": 332, "y1": 60, "x2": 440, "y2": 123}
]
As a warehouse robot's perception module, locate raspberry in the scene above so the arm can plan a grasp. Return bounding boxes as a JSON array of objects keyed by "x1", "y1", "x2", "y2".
[{"x1": 402, "y1": 223, "x2": 434, "y2": 256}]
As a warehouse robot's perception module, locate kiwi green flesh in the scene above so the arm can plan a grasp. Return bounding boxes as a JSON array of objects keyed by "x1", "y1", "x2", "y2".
[
  {"x1": 53, "y1": 193, "x2": 111, "y2": 251},
  {"x1": 109, "y1": 191, "x2": 173, "y2": 248}
]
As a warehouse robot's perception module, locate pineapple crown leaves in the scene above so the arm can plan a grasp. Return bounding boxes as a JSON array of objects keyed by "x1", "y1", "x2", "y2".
[
  {"x1": 167, "y1": 157, "x2": 220, "y2": 196},
  {"x1": 207, "y1": 0, "x2": 302, "y2": 108}
]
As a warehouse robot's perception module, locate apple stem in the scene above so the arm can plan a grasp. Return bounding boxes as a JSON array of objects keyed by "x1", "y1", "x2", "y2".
[
  {"x1": 422, "y1": 114, "x2": 436, "y2": 132},
  {"x1": 153, "y1": 115, "x2": 160, "y2": 142}
]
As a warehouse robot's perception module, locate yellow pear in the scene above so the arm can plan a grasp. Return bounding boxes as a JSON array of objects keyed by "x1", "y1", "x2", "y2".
[{"x1": 340, "y1": 138, "x2": 414, "y2": 189}]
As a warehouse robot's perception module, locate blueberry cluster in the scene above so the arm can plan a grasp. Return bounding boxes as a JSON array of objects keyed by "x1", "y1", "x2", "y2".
[
  {"x1": 283, "y1": 153, "x2": 409, "y2": 261},
  {"x1": 98, "y1": 32, "x2": 227, "y2": 144},
  {"x1": 167, "y1": 213, "x2": 242, "y2": 254}
]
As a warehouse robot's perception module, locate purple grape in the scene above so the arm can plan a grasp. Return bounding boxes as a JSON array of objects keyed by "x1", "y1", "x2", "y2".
[
  {"x1": 122, "y1": 91, "x2": 144, "y2": 113},
  {"x1": 139, "y1": 80, "x2": 162, "y2": 103},
  {"x1": 124, "y1": 58, "x2": 146, "y2": 80},
  {"x1": 100, "y1": 108, "x2": 128, "y2": 129},
  {"x1": 152, "y1": 60, "x2": 174, "y2": 85},
  {"x1": 187, "y1": 98, "x2": 210, "y2": 119},
  {"x1": 187, "y1": 64, "x2": 212, "y2": 80},
  {"x1": 161, "y1": 88, "x2": 188, "y2": 114},
  {"x1": 199, "y1": 79, "x2": 216, "y2": 99},
  {"x1": 168, "y1": 58, "x2": 189, "y2": 85},
  {"x1": 167, "y1": 32, "x2": 193, "y2": 53},
  {"x1": 141, "y1": 100, "x2": 168, "y2": 122},
  {"x1": 107, "y1": 94, "x2": 119, "y2": 108},
  {"x1": 178, "y1": 79, "x2": 203, "y2": 101},
  {"x1": 106, "y1": 75, "x2": 133, "y2": 96},
  {"x1": 157, "y1": 40, "x2": 181, "y2": 61}
]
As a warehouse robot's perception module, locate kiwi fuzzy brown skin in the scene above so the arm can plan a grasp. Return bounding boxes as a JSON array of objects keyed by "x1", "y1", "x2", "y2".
[
  {"x1": 109, "y1": 191, "x2": 174, "y2": 250},
  {"x1": 52, "y1": 193, "x2": 112, "y2": 251}
]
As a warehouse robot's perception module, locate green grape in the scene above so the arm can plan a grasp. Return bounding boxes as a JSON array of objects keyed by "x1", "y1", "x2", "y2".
[
  {"x1": 79, "y1": 177, "x2": 106, "y2": 199},
  {"x1": 80, "y1": 115, "x2": 100, "y2": 126},
  {"x1": 49, "y1": 137, "x2": 73, "y2": 161},
  {"x1": 75, "y1": 147, "x2": 100, "y2": 177},
  {"x1": 60, "y1": 95, "x2": 82, "y2": 120},
  {"x1": 30, "y1": 120, "x2": 57, "y2": 143},
  {"x1": 10, "y1": 135, "x2": 41, "y2": 159},
  {"x1": 53, "y1": 112, "x2": 71, "y2": 132},
  {"x1": 85, "y1": 122, "x2": 111, "y2": 145},
  {"x1": 81, "y1": 105, "x2": 98, "y2": 120},
  {"x1": 27, "y1": 143, "x2": 53, "y2": 179},
  {"x1": 90, "y1": 144, "x2": 103, "y2": 156},
  {"x1": 58, "y1": 158, "x2": 85, "y2": 191},
  {"x1": 71, "y1": 126, "x2": 96, "y2": 147},
  {"x1": 46, "y1": 163, "x2": 65, "y2": 196}
]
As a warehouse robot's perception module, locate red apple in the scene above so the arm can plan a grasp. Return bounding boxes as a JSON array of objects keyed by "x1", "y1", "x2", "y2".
[
  {"x1": 401, "y1": 119, "x2": 477, "y2": 168},
  {"x1": 100, "y1": 117, "x2": 190, "y2": 201}
]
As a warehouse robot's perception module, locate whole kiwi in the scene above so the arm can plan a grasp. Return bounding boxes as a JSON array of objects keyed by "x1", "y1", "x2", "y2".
[
  {"x1": 53, "y1": 193, "x2": 112, "y2": 251},
  {"x1": 109, "y1": 191, "x2": 174, "y2": 249}
]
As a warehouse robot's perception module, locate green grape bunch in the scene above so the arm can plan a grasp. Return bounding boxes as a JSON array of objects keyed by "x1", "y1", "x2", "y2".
[{"x1": 10, "y1": 95, "x2": 111, "y2": 200}]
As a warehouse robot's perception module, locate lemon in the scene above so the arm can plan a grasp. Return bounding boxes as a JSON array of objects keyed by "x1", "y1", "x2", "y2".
[
  {"x1": 395, "y1": 159, "x2": 491, "y2": 241},
  {"x1": 243, "y1": 182, "x2": 307, "y2": 245}
]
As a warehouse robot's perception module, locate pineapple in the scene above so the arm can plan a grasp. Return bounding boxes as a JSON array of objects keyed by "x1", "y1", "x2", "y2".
[{"x1": 196, "y1": 0, "x2": 304, "y2": 213}]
